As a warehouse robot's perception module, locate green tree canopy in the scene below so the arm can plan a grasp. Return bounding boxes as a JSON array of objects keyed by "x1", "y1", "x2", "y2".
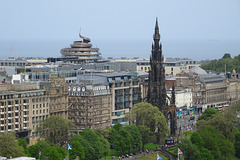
[
  {"x1": 200, "y1": 53, "x2": 240, "y2": 72},
  {"x1": 197, "y1": 126, "x2": 221, "y2": 160},
  {"x1": 37, "y1": 115, "x2": 74, "y2": 146},
  {"x1": 18, "y1": 138, "x2": 28, "y2": 155},
  {"x1": 27, "y1": 140, "x2": 52, "y2": 159},
  {"x1": 129, "y1": 102, "x2": 168, "y2": 144},
  {"x1": 208, "y1": 113, "x2": 235, "y2": 142},
  {"x1": 108, "y1": 123, "x2": 134, "y2": 154},
  {"x1": 124, "y1": 125, "x2": 142, "y2": 150},
  {"x1": 41, "y1": 146, "x2": 66, "y2": 160},
  {"x1": 178, "y1": 138, "x2": 200, "y2": 160},
  {"x1": 80, "y1": 128, "x2": 110, "y2": 160},
  {"x1": 235, "y1": 133, "x2": 240, "y2": 158},
  {"x1": 137, "y1": 125, "x2": 154, "y2": 150},
  {"x1": 70, "y1": 135, "x2": 95, "y2": 160},
  {"x1": 222, "y1": 53, "x2": 231, "y2": 59},
  {"x1": 198, "y1": 108, "x2": 219, "y2": 121},
  {"x1": 69, "y1": 141, "x2": 85, "y2": 160},
  {"x1": 0, "y1": 132, "x2": 25, "y2": 158}
]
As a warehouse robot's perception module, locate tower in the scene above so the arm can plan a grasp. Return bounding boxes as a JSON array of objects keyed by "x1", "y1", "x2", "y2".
[{"x1": 147, "y1": 18, "x2": 177, "y2": 136}]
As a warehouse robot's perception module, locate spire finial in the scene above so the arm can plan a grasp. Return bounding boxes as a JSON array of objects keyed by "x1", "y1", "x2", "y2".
[
  {"x1": 155, "y1": 17, "x2": 159, "y2": 30},
  {"x1": 153, "y1": 17, "x2": 160, "y2": 41}
]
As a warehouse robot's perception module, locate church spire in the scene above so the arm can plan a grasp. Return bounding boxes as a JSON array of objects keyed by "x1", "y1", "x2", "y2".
[{"x1": 153, "y1": 18, "x2": 160, "y2": 42}]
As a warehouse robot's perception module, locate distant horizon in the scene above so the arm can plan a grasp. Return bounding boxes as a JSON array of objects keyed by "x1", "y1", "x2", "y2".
[{"x1": 0, "y1": 38, "x2": 240, "y2": 61}]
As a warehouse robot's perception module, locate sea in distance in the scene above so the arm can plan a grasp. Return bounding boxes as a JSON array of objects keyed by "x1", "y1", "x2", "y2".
[{"x1": 0, "y1": 39, "x2": 240, "y2": 61}]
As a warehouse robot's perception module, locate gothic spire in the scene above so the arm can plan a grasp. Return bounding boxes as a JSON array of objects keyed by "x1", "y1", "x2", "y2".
[{"x1": 153, "y1": 18, "x2": 160, "y2": 42}]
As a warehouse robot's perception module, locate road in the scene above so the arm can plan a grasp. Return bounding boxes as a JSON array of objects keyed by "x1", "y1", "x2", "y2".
[{"x1": 177, "y1": 114, "x2": 200, "y2": 135}]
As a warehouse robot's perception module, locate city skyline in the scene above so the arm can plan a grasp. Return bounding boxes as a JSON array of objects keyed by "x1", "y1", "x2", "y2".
[{"x1": 0, "y1": 0, "x2": 240, "y2": 60}]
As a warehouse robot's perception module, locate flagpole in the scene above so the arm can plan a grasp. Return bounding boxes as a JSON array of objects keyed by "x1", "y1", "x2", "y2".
[{"x1": 68, "y1": 149, "x2": 69, "y2": 160}]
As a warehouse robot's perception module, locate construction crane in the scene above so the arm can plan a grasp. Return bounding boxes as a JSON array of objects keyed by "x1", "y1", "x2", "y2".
[{"x1": 9, "y1": 45, "x2": 13, "y2": 58}]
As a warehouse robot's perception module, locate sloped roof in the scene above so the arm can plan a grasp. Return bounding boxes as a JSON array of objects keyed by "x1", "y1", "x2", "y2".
[{"x1": 189, "y1": 66, "x2": 207, "y2": 75}]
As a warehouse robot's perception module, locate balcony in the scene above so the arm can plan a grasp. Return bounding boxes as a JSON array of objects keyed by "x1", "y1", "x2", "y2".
[
  {"x1": 0, "y1": 130, "x2": 4, "y2": 132},
  {"x1": 23, "y1": 121, "x2": 27, "y2": 123},
  {"x1": 0, "y1": 118, "x2": 4, "y2": 120},
  {"x1": 15, "y1": 110, "x2": 19, "y2": 112},
  {"x1": 0, "y1": 112, "x2": 4, "y2": 114},
  {"x1": 23, "y1": 109, "x2": 28, "y2": 111},
  {"x1": 8, "y1": 117, "x2": 12, "y2": 119},
  {"x1": 8, "y1": 129, "x2": 12, "y2": 132},
  {"x1": 15, "y1": 128, "x2": 19, "y2": 131},
  {"x1": 8, "y1": 111, "x2": 12, "y2": 113},
  {"x1": 8, "y1": 123, "x2": 12, "y2": 125},
  {"x1": 23, "y1": 103, "x2": 28, "y2": 105},
  {"x1": 23, "y1": 115, "x2": 28, "y2": 117},
  {"x1": 8, "y1": 105, "x2": 12, "y2": 107},
  {"x1": 15, "y1": 104, "x2": 19, "y2": 106},
  {"x1": 0, "y1": 106, "x2": 4, "y2": 108},
  {"x1": 15, "y1": 116, "x2": 19, "y2": 119},
  {"x1": 23, "y1": 127, "x2": 27, "y2": 129},
  {"x1": 0, "y1": 124, "x2": 4, "y2": 126},
  {"x1": 15, "y1": 122, "x2": 19, "y2": 124}
]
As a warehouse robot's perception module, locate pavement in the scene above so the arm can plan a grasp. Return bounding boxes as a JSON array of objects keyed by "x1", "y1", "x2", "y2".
[{"x1": 177, "y1": 114, "x2": 200, "y2": 134}]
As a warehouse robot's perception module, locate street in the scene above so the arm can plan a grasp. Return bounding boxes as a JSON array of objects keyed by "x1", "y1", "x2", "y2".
[{"x1": 177, "y1": 114, "x2": 200, "y2": 135}]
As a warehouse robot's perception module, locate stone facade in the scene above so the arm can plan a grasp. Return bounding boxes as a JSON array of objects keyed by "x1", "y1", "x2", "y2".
[
  {"x1": 48, "y1": 73, "x2": 68, "y2": 119},
  {"x1": 0, "y1": 83, "x2": 49, "y2": 145},
  {"x1": 68, "y1": 84, "x2": 111, "y2": 133}
]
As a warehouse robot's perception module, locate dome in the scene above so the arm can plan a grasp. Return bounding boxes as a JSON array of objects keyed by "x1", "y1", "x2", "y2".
[{"x1": 189, "y1": 66, "x2": 207, "y2": 75}]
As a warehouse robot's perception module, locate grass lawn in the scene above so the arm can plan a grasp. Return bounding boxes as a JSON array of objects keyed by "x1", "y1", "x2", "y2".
[
  {"x1": 144, "y1": 143, "x2": 161, "y2": 150},
  {"x1": 103, "y1": 152, "x2": 168, "y2": 160},
  {"x1": 137, "y1": 152, "x2": 168, "y2": 160},
  {"x1": 167, "y1": 146, "x2": 177, "y2": 155},
  {"x1": 182, "y1": 131, "x2": 193, "y2": 137}
]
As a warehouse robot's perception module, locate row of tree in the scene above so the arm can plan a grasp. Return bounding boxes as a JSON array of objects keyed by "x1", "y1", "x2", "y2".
[
  {"x1": 178, "y1": 102, "x2": 240, "y2": 160},
  {"x1": 0, "y1": 102, "x2": 169, "y2": 159},
  {"x1": 201, "y1": 53, "x2": 240, "y2": 72}
]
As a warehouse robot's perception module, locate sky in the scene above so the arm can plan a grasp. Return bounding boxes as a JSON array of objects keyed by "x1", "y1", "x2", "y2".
[{"x1": 0, "y1": 0, "x2": 240, "y2": 60}]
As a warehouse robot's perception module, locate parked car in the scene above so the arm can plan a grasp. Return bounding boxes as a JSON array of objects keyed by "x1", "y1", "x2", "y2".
[{"x1": 190, "y1": 116, "x2": 195, "y2": 120}]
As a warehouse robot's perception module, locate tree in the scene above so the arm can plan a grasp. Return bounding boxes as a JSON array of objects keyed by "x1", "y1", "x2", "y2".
[
  {"x1": 80, "y1": 128, "x2": 110, "y2": 160},
  {"x1": 208, "y1": 113, "x2": 235, "y2": 142},
  {"x1": 190, "y1": 132, "x2": 204, "y2": 149},
  {"x1": 37, "y1": 115, "x2": 74, "y2": 146},
  {"x1": 108, "y1": 123, "x2": 133, "y2": 154},
  {"x1": 138, "y1": 125, "x2": 154, "y2": 150},
  {"x1": 125, "y1": 125, "x2": 142, "y2": 151},
  {"x1": 18, "y1": 138, "x2": 28, "y2": 155},
  {"x1": 69, "y1": 141, "x2": 85, "y2": 160},
  {"x1": 224, "y1": 101, "x2": 240, "y2": 129},
  {"x1": 178, "y1": 138, "x2": 200, "y2": 160},
  {"x1": 197, "y1": 126, "x2": 221, "y2": 160},
  {"x1": 41, "y1": 146, "x2": 64, "y2": 160},
  {"x1": 0, "y1": 132, "x2": 25, "y2": 158},
  {"x1": 70, "y1": 135, "x2": 95, "y2": 160},
  {"x1": 27, "y1": 140, "x2": 51, "y2": 159},
  {"x1": 198, "y1": 108, "x2": 219, "y2": 121},
  {"x1": 27, "y1": 144, "x2": 40, "y2": 159},
  {"x1": 222, "y1": 53, "x2": 231, "y2": 59},
  {"x1": 199, "y1": 148, "x2": 214, "y2": 160},
  {"x1": 129, "y1": 102, "x2": 168, "y2": 144},
  {"x1": 218, "y1": 139, "x2": 235, "y2": 160},
  {"x1": 190, "y1": 132, "x2": 214, "y2": 160},
  {"x1": 235, "y1": 133, "x2": 240, "y2": 158}
]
